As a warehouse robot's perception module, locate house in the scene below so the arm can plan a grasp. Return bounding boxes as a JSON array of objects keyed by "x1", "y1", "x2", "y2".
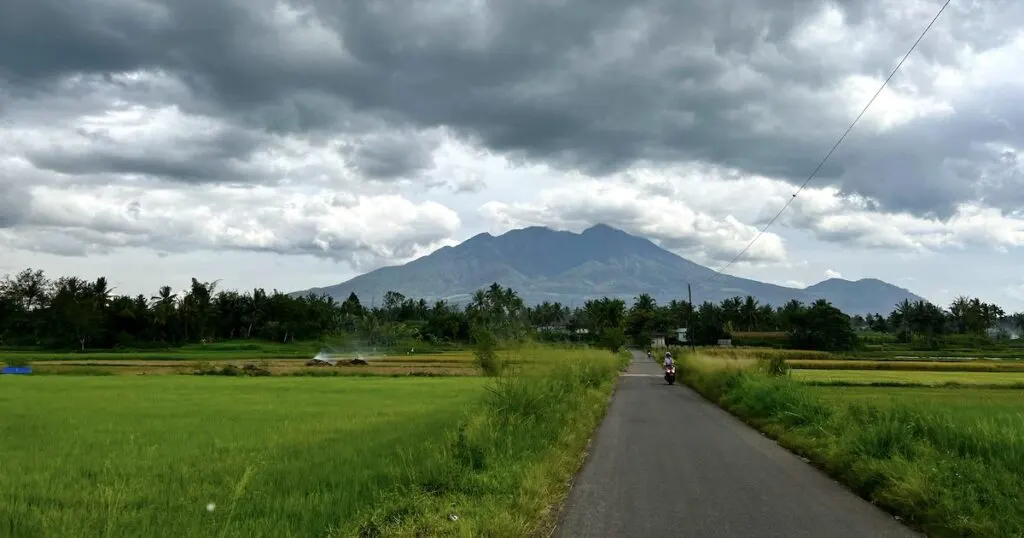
[
  {"x1": 675, "y1": 327, "x2": 689, "y2": 343},
  {"x1": 650, "y1": 332, "x2": 667, "y2": 349}
]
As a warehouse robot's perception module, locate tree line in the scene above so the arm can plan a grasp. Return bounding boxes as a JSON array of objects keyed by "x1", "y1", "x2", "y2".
[
  {"x1": 857, "y1": 297, "x2": 1024, "y2": 346},
  {"x1": 1, "y1": 268, "x2": 1021, "y2": 352}
]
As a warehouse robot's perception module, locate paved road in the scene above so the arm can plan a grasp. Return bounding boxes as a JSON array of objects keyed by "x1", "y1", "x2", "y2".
[{"x1": 554, "y1": 351, "x2": 918, "y2": 538}]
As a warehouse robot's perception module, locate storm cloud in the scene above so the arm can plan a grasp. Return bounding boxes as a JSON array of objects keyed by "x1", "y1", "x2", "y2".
[
  {"x1": 2, "y1": 0, "x2": 1024, "y2": 306},
  {"x1": 4, "y1": 0, "x2": 1023, "y2": 216}
]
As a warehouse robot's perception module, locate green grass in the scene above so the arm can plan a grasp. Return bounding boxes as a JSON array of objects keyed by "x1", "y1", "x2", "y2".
[
  {"x1": 0, "y1": 376, "x2": 484, "y2": 537},
  {"x1": 0, "y1": 341, "x2": 323, "y2": 362},
  {"x1": 0, "y1": 340, "x2": 471, "y2": 363},
  {"x1": 789, "y1": 359, "x2": 1024, "y2": 372},
  {"x1": 793, "y1": 368, "x2": 1024, "y2": 387},
  {"x1": 855, "y1": 349, "x2": 1024, "y2": 360},
  {"x1": 668, "y1": 346, "x2": 1024, "y2": 373},
  {"x1": 681, "y1": 353, "x2": 1024, "y2": 537},
  {"x1": 0, "y1": 346, "x2": 628, "y2": 537},
  {"x1": 809, "y1": 386, "x2": 1024, "y2": 422}
]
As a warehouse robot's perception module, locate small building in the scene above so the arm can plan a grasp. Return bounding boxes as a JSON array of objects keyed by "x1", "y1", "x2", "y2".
[
  {"x1": 675, "y1": 327, "x2": 689, "y2": 343},
  {"x1": 650, "y1": 333, "x2": 667, "y2": 349},
  {"x1": 717, "y1": 339, "x2": 733, "y2": 347}
]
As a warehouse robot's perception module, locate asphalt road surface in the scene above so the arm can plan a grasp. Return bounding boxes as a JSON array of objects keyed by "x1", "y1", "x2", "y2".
[{"x1": 554, "y1": 351, "x2": 918, "y2": 538}]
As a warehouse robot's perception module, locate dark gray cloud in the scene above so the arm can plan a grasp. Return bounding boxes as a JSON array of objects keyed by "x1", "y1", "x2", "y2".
[
  {"x1": 24, "y1": 125, "x2": 267, "y2": 184},
  {"x1": 2, "y1": 0, "x2": 1022, "y2": 216},
  {"x1": 340, "y1": 130, "x2": 441, "y2": 180},
  {"x1": 0, "y1": 180, "x2": 32, "y2": 228}
]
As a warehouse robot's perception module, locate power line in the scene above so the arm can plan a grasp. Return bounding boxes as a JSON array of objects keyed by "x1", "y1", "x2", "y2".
[{"x1": 698, "y1": 0, "x2": 952, "y2": 289}]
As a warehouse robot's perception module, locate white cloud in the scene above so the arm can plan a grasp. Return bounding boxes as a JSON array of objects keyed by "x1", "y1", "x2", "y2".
[
  {"x1": 480, "y1": 179, "x2": 788, "y2": 265},
  {"x1": 824, "y1": 269, "x2": 844, "y2": 279},
  {"x1": 2, "y1": 184, "x2": 461, "y2": 271}
]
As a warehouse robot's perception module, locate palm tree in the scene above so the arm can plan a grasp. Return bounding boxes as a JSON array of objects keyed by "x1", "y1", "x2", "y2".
[
  {"x1": 151, "y1": 286, "x2": 177, "y2": 343},
  {"x1": 740, "y1": 296, "x2": 760, "y2": 331},
  {"x1": 893, "y1": 299, "x2": 913, "y2": 340},
  {"x1": 91, "y1": 276, "x2": 112, "y2": 308},
  {"x1": 949, "y1": 296, "x2": 970, "y2": 334},
  {"x1": 632, "y1": 293, "x2": 657, "y2": 313}
]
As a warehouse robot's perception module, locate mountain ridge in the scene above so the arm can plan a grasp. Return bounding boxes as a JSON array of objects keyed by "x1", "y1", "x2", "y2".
[{"x1": 295, "y1": 225, "x2": 925, "y2": 315}]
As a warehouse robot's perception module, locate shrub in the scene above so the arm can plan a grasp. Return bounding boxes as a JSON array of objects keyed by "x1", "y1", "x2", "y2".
[
  {"x1": 759, "y1": 355, "x2": 790, "y2": 377},
  {"x1": 472, "y1": 329, "x2": 503, "y2": 376},
  {"x1": 600, "y1": 328, "x2": 626, "y2": 353}
]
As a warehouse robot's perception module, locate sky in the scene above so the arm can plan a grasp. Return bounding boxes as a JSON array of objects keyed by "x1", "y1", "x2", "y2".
[{"x1": 1, "y1": 0, "x2": 1024, "y2": 311}]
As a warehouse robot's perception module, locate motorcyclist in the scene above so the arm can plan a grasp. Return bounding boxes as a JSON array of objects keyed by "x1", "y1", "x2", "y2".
[
  {"x1": 646, "y1": 350, "x2": 652, "y2": 360},
  {"x1": 663, "y1": 351, "x2": 675, "y2": 370}
]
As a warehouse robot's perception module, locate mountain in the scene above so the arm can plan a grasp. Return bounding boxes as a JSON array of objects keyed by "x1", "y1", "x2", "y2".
[
  {"x1": 294, "y1": 224, "x2": 925, "y2": 315},
  {"x1": 803, "y1": 278, "x2": 922, "y2": 316}
]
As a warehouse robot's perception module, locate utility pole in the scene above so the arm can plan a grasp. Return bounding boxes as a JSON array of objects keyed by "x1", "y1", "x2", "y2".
[{"x1": 687, "y1": 283, "x2": 695, "y2": 352}]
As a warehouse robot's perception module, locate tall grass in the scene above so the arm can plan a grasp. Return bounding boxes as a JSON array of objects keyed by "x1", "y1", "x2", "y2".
[
  {"x1": 682, "y1": 354, "x2": 1024, "y2": 537},
  {"x1": 349, "y1": 347, "x2": 629, "y2": 536},
  {"x1": 668, "y1": 346, "x2": 833, "y2": 362}
]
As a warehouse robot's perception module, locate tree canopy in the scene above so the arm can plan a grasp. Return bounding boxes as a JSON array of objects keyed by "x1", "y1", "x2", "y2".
[{"x1": 2, "y1": 267, "x2": 1021, "y2": 353}]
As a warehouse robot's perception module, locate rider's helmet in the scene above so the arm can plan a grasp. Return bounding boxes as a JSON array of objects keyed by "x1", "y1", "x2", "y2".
[{"x1": 664, "y1": 351, "x2": 672, "y2": 359}]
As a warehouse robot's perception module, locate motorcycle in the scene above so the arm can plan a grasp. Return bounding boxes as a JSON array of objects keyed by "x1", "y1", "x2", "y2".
[{"x1": 664, "y1": 364, "x2": 676, "y2": 385}]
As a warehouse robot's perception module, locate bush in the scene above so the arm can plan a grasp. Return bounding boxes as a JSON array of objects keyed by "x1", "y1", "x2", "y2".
[
  {"x1": 600, "y1": 328, "x2": 626, "y2": 354},
  {"x1": 759, "y1": 355, "x2": 790, "y2": 377},
  {"x1": 472, "y1": 329, "x2": 503, "y2": 376}
]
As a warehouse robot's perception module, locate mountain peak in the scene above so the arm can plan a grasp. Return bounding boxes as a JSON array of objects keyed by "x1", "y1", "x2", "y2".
[
  {"x1": 582, "y1": 223, "x2": 626, "y2": 236},
  {"x1": 463, "y1": 231, "x2": 494, "y2": 244},
  {"x1": 583, "y1": 223, "x2": 614, "y2": 232}
]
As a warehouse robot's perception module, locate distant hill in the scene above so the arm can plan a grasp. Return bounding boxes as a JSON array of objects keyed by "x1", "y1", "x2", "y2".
[
  {"x1": 803, "y1": 278, "x2": 922, "y2": 316},
  {"x1": 294, "y1": 224, "x2": 925, "y2": 315}
]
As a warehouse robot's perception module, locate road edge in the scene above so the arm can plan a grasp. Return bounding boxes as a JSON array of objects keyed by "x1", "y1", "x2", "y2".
[
  {"x1": 538, "y1": 352, "x2": 633, "y2": 538},
  {"x1": 678, "y1": 372, "x2": 922, "y2": 535}
]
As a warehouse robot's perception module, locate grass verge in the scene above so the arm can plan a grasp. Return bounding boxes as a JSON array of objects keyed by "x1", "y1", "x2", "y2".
[
  {"x1": 349, "y1": 347, "x2": 630, "y2": 536},
  {"x1": 680, "y1": 353, "x2": 1024, "y2": 538}
]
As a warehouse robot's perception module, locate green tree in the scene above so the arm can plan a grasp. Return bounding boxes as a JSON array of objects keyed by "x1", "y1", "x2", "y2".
[
  {"x1": 625, "y1": 293, "x2": 658, "y2": 347},
  {"x1": 789, "y1": 299, "x2": 857, "y2": 351}
]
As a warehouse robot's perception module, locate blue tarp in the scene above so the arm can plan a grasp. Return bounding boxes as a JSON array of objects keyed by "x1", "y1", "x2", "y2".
[{"x1": 1, "y1": 367, "x2": 32, "y2": 375}]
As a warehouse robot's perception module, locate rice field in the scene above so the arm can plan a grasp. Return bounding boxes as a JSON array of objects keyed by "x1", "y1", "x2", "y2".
[
  {"x1": 3, "y1": 346, "x2": 483, "y2": 377},
  {"x1": 0, "y1": 376, "x2": 485, "y2": 537},
  {"x1": 793, "y1": 368, "x2": 1024, "y2": 387},
  {"x1": 809, "y1": 385, "x2": 1024, "y2": 422},
  {"x1": 1, "y1": 343, "x2": 586, "y2": 378},
  {"x1": 0, "y1": 346, "x2": 628, "y2": 537}
]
